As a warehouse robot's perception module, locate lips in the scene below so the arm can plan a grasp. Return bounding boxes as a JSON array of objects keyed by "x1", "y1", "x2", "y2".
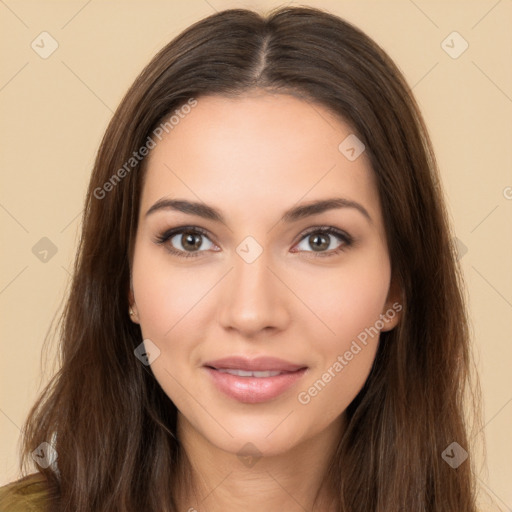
[
  {"x1": 203, "y1": 356, "x2": 308, "y2": 403},
  {"x1": 216, "y1": 369, "x2": 284, "y2": 378},
  {"x1": 204, "y1": 356, "x2": 306, "y2": 373}
]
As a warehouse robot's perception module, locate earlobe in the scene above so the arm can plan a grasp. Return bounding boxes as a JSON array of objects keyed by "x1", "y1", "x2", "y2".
[
  {"x1": 380, "y1": 301, "x2": 402, "y2": 332},
  {"x1": 129, "y1": 307, "x2": 139, "y2": 323},
  {"x1": 381, "y1": 275, "x2": 404, "y2": 332},
  {"x1": 128, "y1": 288, "x2": 139, "y2": 324}
]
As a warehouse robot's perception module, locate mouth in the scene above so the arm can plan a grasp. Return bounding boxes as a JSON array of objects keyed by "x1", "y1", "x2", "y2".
[
  {"x1": 211, "y1": 368, "x2": 292, "y2": 378},
  {"x1": 202, "y1": 356, "x2": 308, "y2": 403},
  {"x1": 204, "y1": 355, "x2": 307, "y2": 372}
]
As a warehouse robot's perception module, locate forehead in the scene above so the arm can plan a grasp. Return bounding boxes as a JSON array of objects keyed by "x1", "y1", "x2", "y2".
[{"x1": 140, "y1": 92, "x2": 380, "y2": 225}]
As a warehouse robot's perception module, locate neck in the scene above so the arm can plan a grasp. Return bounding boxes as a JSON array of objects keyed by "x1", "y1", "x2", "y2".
[{"x1": 173, "y1": 413, "x2": 345, "y2": 512}]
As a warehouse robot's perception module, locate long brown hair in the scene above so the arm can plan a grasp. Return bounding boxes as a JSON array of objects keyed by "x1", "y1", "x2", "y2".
[{"x1": 15, "y1": 6, "x2": 484, "y2": 511}]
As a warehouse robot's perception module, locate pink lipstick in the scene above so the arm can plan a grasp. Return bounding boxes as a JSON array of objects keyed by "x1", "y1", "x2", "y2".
[{"x1": 203, "y1": 356, "x2": 308, "y2": 403}]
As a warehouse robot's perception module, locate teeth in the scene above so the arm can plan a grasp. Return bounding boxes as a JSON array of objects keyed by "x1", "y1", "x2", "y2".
[{"x1": 217, "y1": 369, "x2": 283, "y2": 378}]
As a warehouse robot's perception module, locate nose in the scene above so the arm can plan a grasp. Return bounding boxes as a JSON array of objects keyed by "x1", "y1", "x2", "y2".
[{"x1": 217, "y1": 246, "x2": 291, "y2": 338}]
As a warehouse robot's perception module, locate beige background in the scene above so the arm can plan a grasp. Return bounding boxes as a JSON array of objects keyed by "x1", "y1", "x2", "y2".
[{"x1": 0, "y1": 0, "x2": 511, "y2": 509}]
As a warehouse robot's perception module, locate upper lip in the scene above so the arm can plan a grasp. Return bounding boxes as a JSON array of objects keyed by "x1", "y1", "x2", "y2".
[{"x1": 204, "y1": 356, "x2": 307, "y2": 372}]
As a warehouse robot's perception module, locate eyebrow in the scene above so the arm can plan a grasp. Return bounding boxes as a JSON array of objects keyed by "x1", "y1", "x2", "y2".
[{"x1": 145, "y1": 197, "x2": 372, "y2": 224}]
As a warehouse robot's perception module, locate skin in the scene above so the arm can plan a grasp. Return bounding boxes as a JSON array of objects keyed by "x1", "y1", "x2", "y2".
[{"x1": 129, "y1": 91, "x2": 402, "y2": 512}]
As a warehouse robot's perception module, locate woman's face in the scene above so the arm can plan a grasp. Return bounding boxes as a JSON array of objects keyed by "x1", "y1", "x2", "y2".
[{"x1": 130, "y1": 92, "x2": 401, "y2": 457}]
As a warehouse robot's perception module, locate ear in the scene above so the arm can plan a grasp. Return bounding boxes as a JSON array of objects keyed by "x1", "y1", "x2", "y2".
[
  {"x1": 380, "y1": 272, "x2": 403, "y2": 332},
  {"x1": 128, "y1": 282, "x2": 139, "y2": 324}
]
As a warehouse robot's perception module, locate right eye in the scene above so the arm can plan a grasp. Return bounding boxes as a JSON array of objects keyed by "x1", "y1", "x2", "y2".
[{"x1": 154, "y1": 226, "x2": 218, "y2": 258}]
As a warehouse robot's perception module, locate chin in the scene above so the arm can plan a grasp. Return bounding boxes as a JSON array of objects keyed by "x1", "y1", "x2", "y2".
[{"x1": 195, "y1": 410, "x2": 314, "y2": 459}]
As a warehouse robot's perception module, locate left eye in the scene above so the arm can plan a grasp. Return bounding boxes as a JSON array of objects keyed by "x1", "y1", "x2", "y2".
[{"x1": 292, "y1": 227, "x2": 352, "y2": 257}]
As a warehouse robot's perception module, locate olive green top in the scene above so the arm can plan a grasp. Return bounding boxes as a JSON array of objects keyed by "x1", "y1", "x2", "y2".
[{"x1": 0, "y1": 473, "x2": 53, "y2": 512}]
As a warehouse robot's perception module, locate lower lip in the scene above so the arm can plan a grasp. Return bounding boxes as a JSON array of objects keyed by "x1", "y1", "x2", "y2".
[{"x1": 204, "y1": 367, "x2": 308, "y2": 403}]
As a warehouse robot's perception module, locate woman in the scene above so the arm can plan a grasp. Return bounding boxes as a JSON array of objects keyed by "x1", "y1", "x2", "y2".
[{"x1": 0, "y1": 5, "x2": 483, "y2": 511}]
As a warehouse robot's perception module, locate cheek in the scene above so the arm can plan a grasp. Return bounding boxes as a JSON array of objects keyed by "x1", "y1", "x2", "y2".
[
  {"x1": 131, "y1": 244, "x2": 222, "y2": 409},
  {"x1": 291, "y1": 253, "x2": 390, "y2": 410},
  {"x1": 290, "y1": 250, "x2": 391, "y2": 352},
  {"x1": 131, "y1": 249, "x2": 209, "y2": 406},
  {"x1": 132, "y1": 242, "x2": 214, "y2": 340},
  {"x1": 294, "y1": 299, "x2": 384, "y2": 421}
]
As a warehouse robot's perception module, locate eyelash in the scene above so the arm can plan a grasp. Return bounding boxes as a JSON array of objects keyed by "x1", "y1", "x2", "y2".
[{"x1": 153, "y1": 225, "x2": 354, "y2": 259}]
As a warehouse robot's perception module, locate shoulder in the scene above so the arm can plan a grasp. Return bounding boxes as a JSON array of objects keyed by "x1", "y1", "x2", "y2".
[{"x1": 0, "y1": 473, "x2": 55, "y2": 512}]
